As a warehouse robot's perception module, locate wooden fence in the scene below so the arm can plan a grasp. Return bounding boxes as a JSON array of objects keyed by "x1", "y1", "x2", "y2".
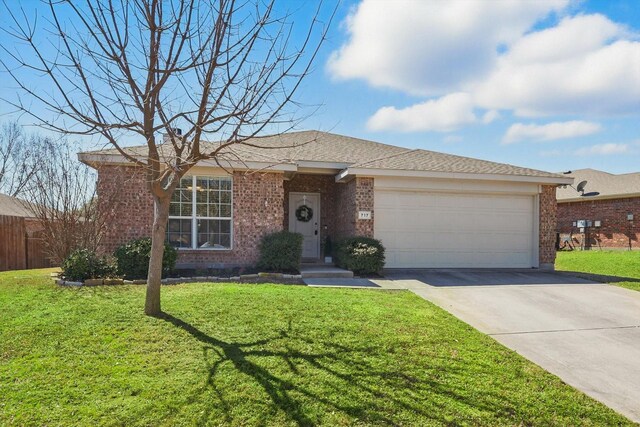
[{"x1": 0, "y1": 215, "x2": 53, "y2": 271}]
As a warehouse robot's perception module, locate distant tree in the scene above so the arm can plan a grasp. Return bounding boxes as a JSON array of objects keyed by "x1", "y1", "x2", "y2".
[
  {"x1": 0, "y1": 122, "x2": 52, "y2": 197},
  {"x1": 2, "y1": 0, "x2": 332, "y2": 314},
  {"x1": 24, "y1": 142, "x2": 112, "y2": 265}
]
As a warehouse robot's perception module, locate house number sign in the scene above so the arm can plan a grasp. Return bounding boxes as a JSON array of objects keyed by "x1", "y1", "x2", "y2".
[{"x1": 358, "y1": 211, "x2": 372, "y2": 220}]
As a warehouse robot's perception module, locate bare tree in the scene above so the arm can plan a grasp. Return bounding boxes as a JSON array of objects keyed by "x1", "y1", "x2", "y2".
[
  {"x1": 0, "y1": 121, "x2": 52, "y2": 197},
  {"x1": 2, "y1": 0, "x2": 332, "y2": 314},
  {"x1": 23, "y1": 141, "x2": 112, "y2": 265}
]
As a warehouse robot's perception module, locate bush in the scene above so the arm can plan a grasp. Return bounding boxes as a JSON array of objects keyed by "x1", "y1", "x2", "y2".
[
  {"x1": 113, "y1": 237, "x2": 177, "y2": 279},
  {"x1": 335, "y1": 237, "x2": 385, "y2": 275},
  {"x1": 61, "y1": 249, "x2": 117, "y2": 281},
  {"x1": 257, "y1": 231, "x2": 303, "y2": 272}
]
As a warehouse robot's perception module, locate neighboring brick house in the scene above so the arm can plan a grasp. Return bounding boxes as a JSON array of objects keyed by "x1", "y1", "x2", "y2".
[
  {"x1": 79, "y1": 131, "x2": 571, "y2": 269},
  {"x1": 557, "y1": 169, "x2": 640, "y2": 250}
]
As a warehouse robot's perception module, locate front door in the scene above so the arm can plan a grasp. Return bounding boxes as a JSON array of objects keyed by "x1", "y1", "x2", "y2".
[{"x1": 289, "y1": 192, "x2": 320, "y2": 259}]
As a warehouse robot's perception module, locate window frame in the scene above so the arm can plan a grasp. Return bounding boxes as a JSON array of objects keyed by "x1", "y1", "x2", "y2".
[{"x1": 167, "y1": 175, "x2": 233, "y2": 251}]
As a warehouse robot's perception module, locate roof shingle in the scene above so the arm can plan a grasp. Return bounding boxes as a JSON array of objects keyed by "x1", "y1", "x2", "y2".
[
  {"x1": 81, "y1": 130, "x2": 565, "y2": 179},
  {"x1": 556, "y1": 169, "x2": 640, "y2": 201}
]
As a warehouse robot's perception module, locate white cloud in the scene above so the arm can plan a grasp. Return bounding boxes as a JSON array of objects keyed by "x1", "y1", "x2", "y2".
[
  {"x1": 503, "y1": 121, "x2": 602, "y2": 144},
  {"x1": 367, "y1": 93, "x2": 476, "y2": 132},
  {"x1": 475, "y1": 15, "x2": 640, "y2": 116},
  {"x1": 481, "y1": 110, "x2": 500, "y2": 124},
  {"x1": 574, "y1": 143, "x2": 629, "y2": 156},
  {"x1": 328, "y1": 2, "x2": 640, "y2": 132},
  {"x1": 328, "y1": 0, "x2": 568, "y2": 96}
]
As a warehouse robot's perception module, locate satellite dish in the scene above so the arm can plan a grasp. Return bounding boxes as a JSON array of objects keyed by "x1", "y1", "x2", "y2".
[{"x1": 576, "y1": 180, "x2": 588, "y2": 193}]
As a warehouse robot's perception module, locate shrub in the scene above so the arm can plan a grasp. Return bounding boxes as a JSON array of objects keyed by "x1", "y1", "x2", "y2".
[
  {"x1": 113, "y1": 237, "x2": 177, "y2": 279},
  {"x1": 335, "y1": 237, "x2": 385, "y2": 275},
  {"x1": 257, "y1": 231, "x2": 303, "y2": 272},
  {"x1": 61, "y1": 249, "x2": 117, "y2": 281}
]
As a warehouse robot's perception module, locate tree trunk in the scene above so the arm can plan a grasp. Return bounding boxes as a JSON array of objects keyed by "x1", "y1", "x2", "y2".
[{"x1": 145, "y1": 196, "x2": 170, "y2": 315}]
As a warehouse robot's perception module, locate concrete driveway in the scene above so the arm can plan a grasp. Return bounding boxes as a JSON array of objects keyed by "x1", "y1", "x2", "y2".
[{"x1": 381, "y1": 269, "x2": 640, "y2": 422}]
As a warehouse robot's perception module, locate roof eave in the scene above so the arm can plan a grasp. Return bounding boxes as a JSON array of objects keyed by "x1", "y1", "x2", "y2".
[
  {"x1": 558, "y1": 192, "x2": 640, "y2": 203},
  {"x1": 336, "y1": 167, "x2": 574, "y2": 185},
  {"x1": 78, "y1": 152, "x2": 298, "y2": 172}
]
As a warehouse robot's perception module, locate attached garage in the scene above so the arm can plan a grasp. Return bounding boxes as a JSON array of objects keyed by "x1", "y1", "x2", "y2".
[{"x1": 374, "y1": 177, "x2": 539, "y2": 269}]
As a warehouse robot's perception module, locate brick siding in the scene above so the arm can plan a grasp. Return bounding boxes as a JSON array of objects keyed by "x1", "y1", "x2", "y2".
[
  {"x1": 539, "y1": 185, "x2": 557, "y2": 267},
  {"x1": 334, "y1": 177, "x2": 374, "y2": 239},
  {"x1": 96, "y1": 166, "x2": 285, "y2": 267},
  {"x1": 558, "y1": 197, "x2": 640, "y2": 249},
  {"x1": 97, "y1": 166, "x2": 154, "y2": 254}
]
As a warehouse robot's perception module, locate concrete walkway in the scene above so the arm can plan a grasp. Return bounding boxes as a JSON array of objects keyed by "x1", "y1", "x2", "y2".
[{"x1": 377, "y1": 270, "x2": 640, "y2": 423}]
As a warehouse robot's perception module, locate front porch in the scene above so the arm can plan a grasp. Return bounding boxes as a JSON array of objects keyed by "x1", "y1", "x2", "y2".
[{"x1": 283, "y1": 173, "x2": 374, "y2": 263}]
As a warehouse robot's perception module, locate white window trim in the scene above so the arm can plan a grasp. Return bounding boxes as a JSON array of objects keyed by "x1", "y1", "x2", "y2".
[{"x1": 168, "y1": 175, "x2": 233, "y2": 251}]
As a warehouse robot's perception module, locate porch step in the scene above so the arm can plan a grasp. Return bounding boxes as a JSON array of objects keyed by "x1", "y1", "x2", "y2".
[{"x1": 300, "y1": 266, "x2": 354, "y2": 279}]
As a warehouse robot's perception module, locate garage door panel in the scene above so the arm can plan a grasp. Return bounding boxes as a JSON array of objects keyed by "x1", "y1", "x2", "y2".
[{"x1": 375, "y1": 190, "x2": 535, "y2": 268}]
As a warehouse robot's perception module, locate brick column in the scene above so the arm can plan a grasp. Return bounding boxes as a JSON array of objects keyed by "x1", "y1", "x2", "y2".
[
  {"x1": 335, "y1": 176, "x2": 374, "y2": 239},
  {"x1": 539, "y1": 185, "x2": 557, "y2": 269}
]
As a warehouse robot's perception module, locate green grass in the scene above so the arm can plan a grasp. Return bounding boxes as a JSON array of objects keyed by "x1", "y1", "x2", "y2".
[
  {"x1": 0, "y1": 269, "x2": 631, "y2": 426},
  {"x1": 556, "y1": 250, "x2": 640, "y2": 292}
]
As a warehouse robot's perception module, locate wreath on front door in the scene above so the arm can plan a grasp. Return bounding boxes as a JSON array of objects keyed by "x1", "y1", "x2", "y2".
[{"x1": 295, "y1": 205, "x2": 313, "y2": 222}]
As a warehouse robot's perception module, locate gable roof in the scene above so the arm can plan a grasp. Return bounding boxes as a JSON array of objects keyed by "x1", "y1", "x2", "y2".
[
  {"x1": 79, "y1": 130, "x2": 570, "y2": 183},
  {"x1": 0, "y1": 193, "x2": 37, "y2": 218},
  {"x1": 556, "y1": 168, "x2": 640, "y2": 202}
]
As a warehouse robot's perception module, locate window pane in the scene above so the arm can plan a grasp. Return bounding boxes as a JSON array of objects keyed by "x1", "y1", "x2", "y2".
[
  {"x1": 208, "y1": 204, "x2": 218, "y2": 217},
  {"x1": 168, "y1": 219, "x2": 180, "y2": 232},
  {"x1": 179, "y1": 177, "x2": 191, "y2": 188},
  {"x1": 169, "y1": 203, "x2": 180, "y2": 216},
  {"x1": 220, "y1": 179, "x2": 231, "y2": 191},
  {"x1": 220, "y1": 205, "x2": 231, "y2": 218},
  {"x1": 210, "y1": 191, "x2": 220, "y2": 204},
  {"x1": 181, "y1": 203, "x2": 192, "y2": 216},
  {"x1": 220, "y1": 191, "x2": 231, "y2": 204},
  {"x1": 180, "y1": 189, "x2": 192, "y2": 203},
  {"x1": 197, "y1": 219, "x2": 231, "y2": 249},
  {"x1": 166, "y1": 219, "x2": 192, "y2": 248},
  {"x1": 196, "y1": 203, "x2": 208, "y2": 217}
]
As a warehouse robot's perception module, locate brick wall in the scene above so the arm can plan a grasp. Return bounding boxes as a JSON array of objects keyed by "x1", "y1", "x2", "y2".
[
  {"x1": 334, "y1": 177, "x2": 374, "y2": 239},
  {"x1": 558, "y1": 197, "x2": 640, "y2": 249},
  {"x1": 283, "y1": 174, "x2": 336, "y2": 247},
  {"x1": 539, "y1": 185, "x2": 557, "y2": 267},
  {"x1": 97, "y1": 165, "x2": 154, "y2": 254},
  {"x1": 96, "y1": 166, "x2": 285, "y2": 267}
]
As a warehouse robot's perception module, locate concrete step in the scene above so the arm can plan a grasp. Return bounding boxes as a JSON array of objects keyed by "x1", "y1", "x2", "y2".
[{"x1": 300, "y1": 266, "x2": 354, "y2": 279}]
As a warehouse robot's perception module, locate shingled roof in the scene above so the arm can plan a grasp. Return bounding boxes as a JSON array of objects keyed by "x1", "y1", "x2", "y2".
[
  {"x1": 0, "y1": 193, "x2": 37, "y2": 218},
  {"x1": 557, "y1": 169, "x2": 640, "y2": 202},
  {"x1": 80, "y1": 130, "x2": 566, "y2": 180}
]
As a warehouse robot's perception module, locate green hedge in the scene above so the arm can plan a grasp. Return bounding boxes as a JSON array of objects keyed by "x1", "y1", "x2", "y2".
[
  {"x1": 113, "y1": 237, "x2": 177, "y2": 279},
  {"x1": 61, "y1": 249, "x2": 117, "y2": 281},
  {"x1": 257, "y1": 231, "x2": 304, "y2": 272},
  {"x1": 335, "y1": 237, "x2": 385, "y2": 275}
]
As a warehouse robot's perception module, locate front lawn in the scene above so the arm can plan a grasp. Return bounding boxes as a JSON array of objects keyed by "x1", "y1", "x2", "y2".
[
  {"x1": 0, "y1": 269, "x2": 631, "y2": 426},
  {"x1": 556, "y1": 250, "x2": 640, "y2": 292}
]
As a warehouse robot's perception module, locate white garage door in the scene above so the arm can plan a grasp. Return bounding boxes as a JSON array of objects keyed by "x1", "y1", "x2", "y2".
[{"x1": 375, "y1": 190, "x2": 536, "y2": 268}]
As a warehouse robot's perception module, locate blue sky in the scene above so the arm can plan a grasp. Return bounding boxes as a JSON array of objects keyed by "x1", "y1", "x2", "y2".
[{"x1": 1, "y1": 0, "x2": 639, "y2": 174}]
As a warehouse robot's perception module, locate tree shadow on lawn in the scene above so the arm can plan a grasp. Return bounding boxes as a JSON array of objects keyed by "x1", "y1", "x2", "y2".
[{"x1": 156, "y1": 312, "x2": 521, "y2": 426}]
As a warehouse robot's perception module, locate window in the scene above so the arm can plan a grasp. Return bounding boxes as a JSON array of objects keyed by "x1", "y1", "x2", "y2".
[{"x1": 167, "y1": 176, "x2": 232, "y2": 250}]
